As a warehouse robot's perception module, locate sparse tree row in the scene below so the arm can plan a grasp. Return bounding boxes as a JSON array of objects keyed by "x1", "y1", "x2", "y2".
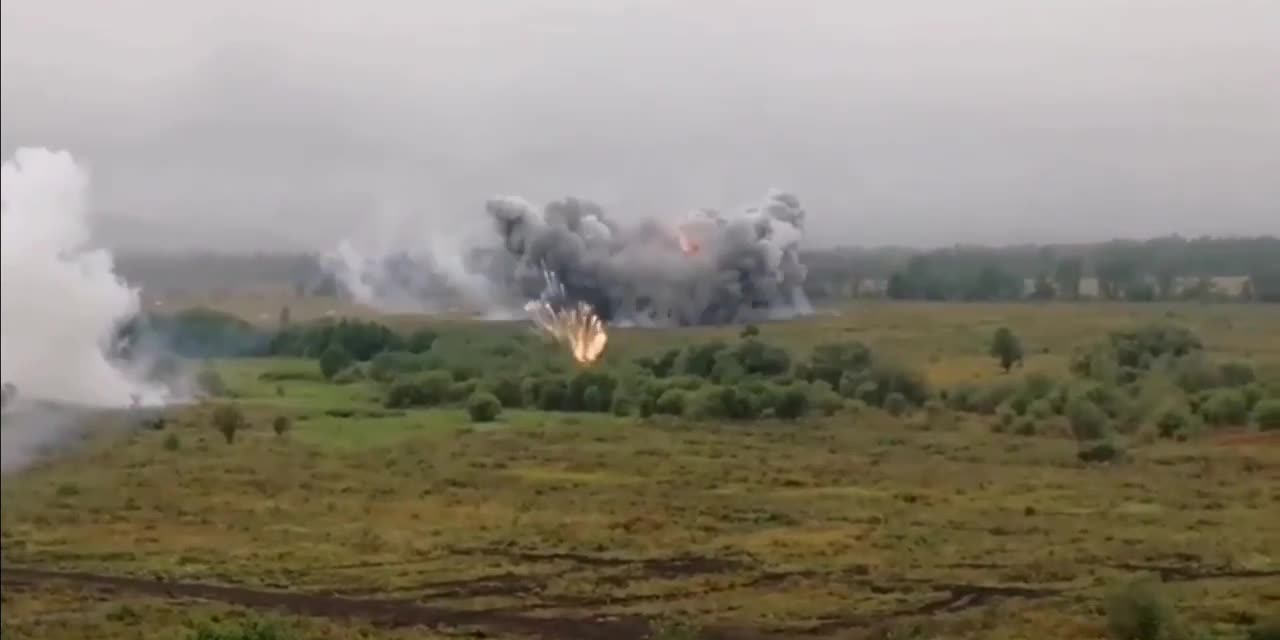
[
  {"x1": 183, "y1": 309, "x2": 1280, "y2": 461},
  {"x1": 801, "y1": 236, "x2": 1280, "y2": 302},
  {"x1": 109, "y1": 235, "x2": 1280, "y2": 306}
]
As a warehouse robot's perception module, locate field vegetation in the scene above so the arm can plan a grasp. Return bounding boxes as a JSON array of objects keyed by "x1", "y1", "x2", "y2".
[{"x1": 3, "y1": 302, "x2": 1278, "y2": 639}]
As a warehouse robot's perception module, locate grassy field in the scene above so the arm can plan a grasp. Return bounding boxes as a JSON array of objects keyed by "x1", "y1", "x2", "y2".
[{"x1": 2, "y1": 302, "x2": 1278, "y2": 639}]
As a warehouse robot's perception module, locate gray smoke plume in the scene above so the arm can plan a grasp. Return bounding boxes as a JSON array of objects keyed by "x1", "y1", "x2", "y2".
[{"x1": 485, "y1": 190, "x2": 811, "y2": 326}]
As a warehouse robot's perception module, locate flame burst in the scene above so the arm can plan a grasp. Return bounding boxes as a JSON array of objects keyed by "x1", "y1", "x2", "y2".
[{"x1": 524, "y1": 300, "x2": 609, "y2": 365}]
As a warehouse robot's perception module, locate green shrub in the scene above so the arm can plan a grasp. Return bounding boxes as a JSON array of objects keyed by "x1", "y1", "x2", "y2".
[
  {"x1": 467, "y1": 392, "x2": 502, "y2": 422},
  {"x1": 611, "y1": 394, "x2": 634, "y2": 417},
  {"x1": 972, "y1": 380, "x2": 1020, "y2": 415},
  {"x1": 190, "y1": 619, "x2": 293, "y2": 640},
  {"x1": 1242, "y1": 383, "x2": 1266, "y2": 411},
  {"x1": 1103, "y1": 579, "x2": 1177, "y2": 640},
  {"x1": 1252, "y1": 399, "x2": 1280, "y2": 431},
  {"x1": 806, "y1": 341, "x2": 874, "y2": 389},
  {"x1": 197, "y1": 368, "x2": 228, "y2": 397},
  {"x1": 1078, "y1": 440, "x2": 1122, "y2": 464},
  {"x1": 163, "y1": 433, "x2": 181, "y2": 451},
  {"x1": 1173, "y1": 353, "x2": 1223, "y2": 393},
  {"x1": 883, "y1": 392, "x2": 909, "y2": 417},
  {"x1": 810, "y1": 382, "x2": 844, "y2": 417},
  {"x1": 654, "y1": 389, "x2": 687, "y2": 416},
  {"x1": 331, "y1": 365, "x2": 364, "y2": 385},
  {"x1": 368, "y1": 351, "x2": 432, "y2": 382},
  {"x1": 1247, "y1": 617, "x2": 1280, "y2": 640},
  {"x1": 1201, "y1": 389, "x2": 1248, "y2": 426},
  {"x1": 568, "y1": 370, "x2": 618, "y2": 411},
  {"x1": 318, "y1": 343, "x2": 355, "y2": 380},
  {"x1": 581, "y1": 386, "x2": 608, "y2": 412},
  {"x1": 483, "y1": 376, "x2": 523, "y2": 409},
  {"x1": 212, "y1": 403, "x2": 246, "y2": 444},
  {"x1": 1066, "y1": 398, "x2": 1108, "y2": 441},
  {"x1": 1219, "y1": 361, "x2": 1256, "y2": 387},
  {"x1": 271, "y1": 415, "x2": 291, "y2": 437},
  {"x1": 537, "y1": 377, "x2": 570, "y2": 411},
  {"x1": 1027, "y1": 398, "x2": 1056, "y2": 420},
  {"x1": 774, "y1": 385, "x2": 810, "y2": 420},
  {"x1": 384, "y1": 370, "x2": 453, "y2": 408},
  {"x1": 405, "y1": 328, "x2": 438, "y2": 353},
  {"x1": 1154, "y1": 405, "x2": 1193, "y2": 439},
  {"x1": 449, "y1": 380, "x2": 478, "y2": 402},
  {"x1": 1014, "y1": 418, "x2": 1037, "y2": 436}
]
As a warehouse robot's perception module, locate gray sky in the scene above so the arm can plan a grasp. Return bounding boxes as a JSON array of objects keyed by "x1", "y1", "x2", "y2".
[{"x1": 3, "y1": 0, "x2": 1278, "y2": 250}]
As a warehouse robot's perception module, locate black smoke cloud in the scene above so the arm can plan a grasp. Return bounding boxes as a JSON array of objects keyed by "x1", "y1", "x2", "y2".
[{"x1": 483, "y1": 190, "x2": 812, "y2": 326}]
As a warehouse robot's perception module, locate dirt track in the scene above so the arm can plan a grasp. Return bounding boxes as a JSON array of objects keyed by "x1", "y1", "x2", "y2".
[{"x1": 4, "y1": 554, "x2": 1277, "y2": 639}]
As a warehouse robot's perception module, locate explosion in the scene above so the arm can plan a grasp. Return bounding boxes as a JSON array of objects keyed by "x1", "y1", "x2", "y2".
[
  {"x1": 524, "y1": 267, "x2": 608, "y2": 364},
  {"x1": 524, "y1": 300, "x2": 609, "y2": 365},
  {"x1": 486, "y1": 190, "x2": 811, "y2": 326}
]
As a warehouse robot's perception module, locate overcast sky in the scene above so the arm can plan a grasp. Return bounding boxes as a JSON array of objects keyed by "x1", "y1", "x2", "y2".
[{"x1": 2, "y1": 0, "x2": 1277, "y2": 250}]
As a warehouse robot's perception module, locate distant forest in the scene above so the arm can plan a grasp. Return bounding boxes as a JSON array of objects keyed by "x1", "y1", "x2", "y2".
[{"x1": 115, "y1": 235, "x2": 1280, "y2": 304}]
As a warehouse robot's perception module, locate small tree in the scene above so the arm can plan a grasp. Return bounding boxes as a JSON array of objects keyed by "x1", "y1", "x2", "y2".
[
  {"x1": 990, "y1": 327, "x2": 1024, "y2": 373},
  {"x1": 319, "y1": 343, "x2": 355, "y2": 380},
  {"x1": 272, "y1": 415, "x2": 292, "y2": 437},
  {"x1": 467, "y1": 392, "x2": 502, "y2": 422},
  {"x1": 212, "y1": 404, "x2": 246, "y2": 444},
  {"x1": 739, "y1": 324, "x2": 760, "y2": 338}
]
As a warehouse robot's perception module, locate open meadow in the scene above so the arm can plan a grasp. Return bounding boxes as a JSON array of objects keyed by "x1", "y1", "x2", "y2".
[{"x1": 3, "y1": 302, "x2": 1279, "y2": 640}]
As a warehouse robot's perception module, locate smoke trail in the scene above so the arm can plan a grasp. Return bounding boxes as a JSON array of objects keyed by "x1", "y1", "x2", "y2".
[{"x1": 1, "y1": 147, "x2": 173, "y2": 473}]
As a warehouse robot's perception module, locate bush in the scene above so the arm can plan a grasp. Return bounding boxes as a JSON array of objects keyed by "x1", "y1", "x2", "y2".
[
  {"x1": 1173, "y1": 353, "x2": 1223, "y2": 393},
  {"x1": 190, "y1": 619, "x2": 293, "y2": 640},
  {"x1": 1066, "y1": 398, "x2": 1109, "y2": 441},
  {"x1": 1252, "y1": 399, "x2": 1280, "y2": 431},
  {"x1": 467, "y1": 392, "x2": 502, "y2": 422},
  {"x1": 272, "y1": 415, "x2": 292, "y2": 437},
  {"x1": 806, "y1": 341, "x2": 874, "y2": 388},
  {"x1": 368, "y1": 351, "x2": 432, "y2": 382},
  {"x1": 1219, "y1": 361, "x2": 1256, "y2": 387},
  {"x1": 384, "y1": 370, "x2": 453, "y2": 408},
  {"x1": 537, "y1": 377, "x2": 569, "y2": 411},
  {"x1": 212, "y1": 404, "x2": 246, "y2": 444},
  {"x1": 1014, "y1": 418, "x2": 1037, "y2": 436},
  {"x1": 1154, "y1": 405, "x2": 1193, "y2": 439},
  {"x1": 972, "y1": 380, "x2": 1020, "y2": 415},
  {"x1": 1027, "y1": 398, "x2": 1056, "y2": 420},
  {"x1": 1103, "y1": 579, "x2": 1177, "y2": 640},
  {"x1": 611, "y1": 394, "x2": 634, "y2": 417},
  {"x1": 990, "y1": 327, "x2": 1024, "y2": 372},
  {"x1": 654, "y1": 389, "x2": 688, "y2": 416},
  {"x1": 197, "y1": 368, "x2": 228, "y2": 397},
  {"x1": 1248, "y1": 617, "x2": 1280, "y2": 640},
  {"x1": 775, "y1": 385, "x2": 810, "y2": 420},
  {"x1": 405, "y1": 328, "x2": 438, "y2": 354},
  {"x1": 810, "y1": 382, "x2": 844, "y2": 417},
  {"x1": 449, "y1": 380, "x2": 478, "y2": 402},
  {"x1": 1078, "y1": 440, "x2": 1122, "y2": 463},
  {"x1": 883, "y1": 392, "x2": 909, "y2": 417},
  {"x1": 1201, "y1": 389, "x2": 1248, "y2": 426},
  {"x1": 331, "y1": 365, "x2": 364, "y2": 385},
  {"x1": 482, "y1": 376, "x2": 523, "y2": 409},
  {"x1": 319, "y1": 343, "x2": 355, "y2": 380},
  {"x1": 163, "y1": 433, "x2": 181, "y2": 451}
]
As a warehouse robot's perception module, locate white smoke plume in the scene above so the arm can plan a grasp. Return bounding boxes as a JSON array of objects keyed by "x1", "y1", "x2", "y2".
[
  {"x1": 1, "y1": 147, "x2": 174, "y2": 473},
  {"x1": 320, "y1": 208, "x2": 511, "y2": 315}
]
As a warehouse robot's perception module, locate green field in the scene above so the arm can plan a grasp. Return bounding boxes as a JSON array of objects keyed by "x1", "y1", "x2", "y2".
[{"x1": 3, "y1": 303, "x2": 1278, "y2": 640}]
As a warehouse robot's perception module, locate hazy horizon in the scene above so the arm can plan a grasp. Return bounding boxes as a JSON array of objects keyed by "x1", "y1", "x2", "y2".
[{"x1": 4, "y1": 0, "x2": 1278, "y2": 251}]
